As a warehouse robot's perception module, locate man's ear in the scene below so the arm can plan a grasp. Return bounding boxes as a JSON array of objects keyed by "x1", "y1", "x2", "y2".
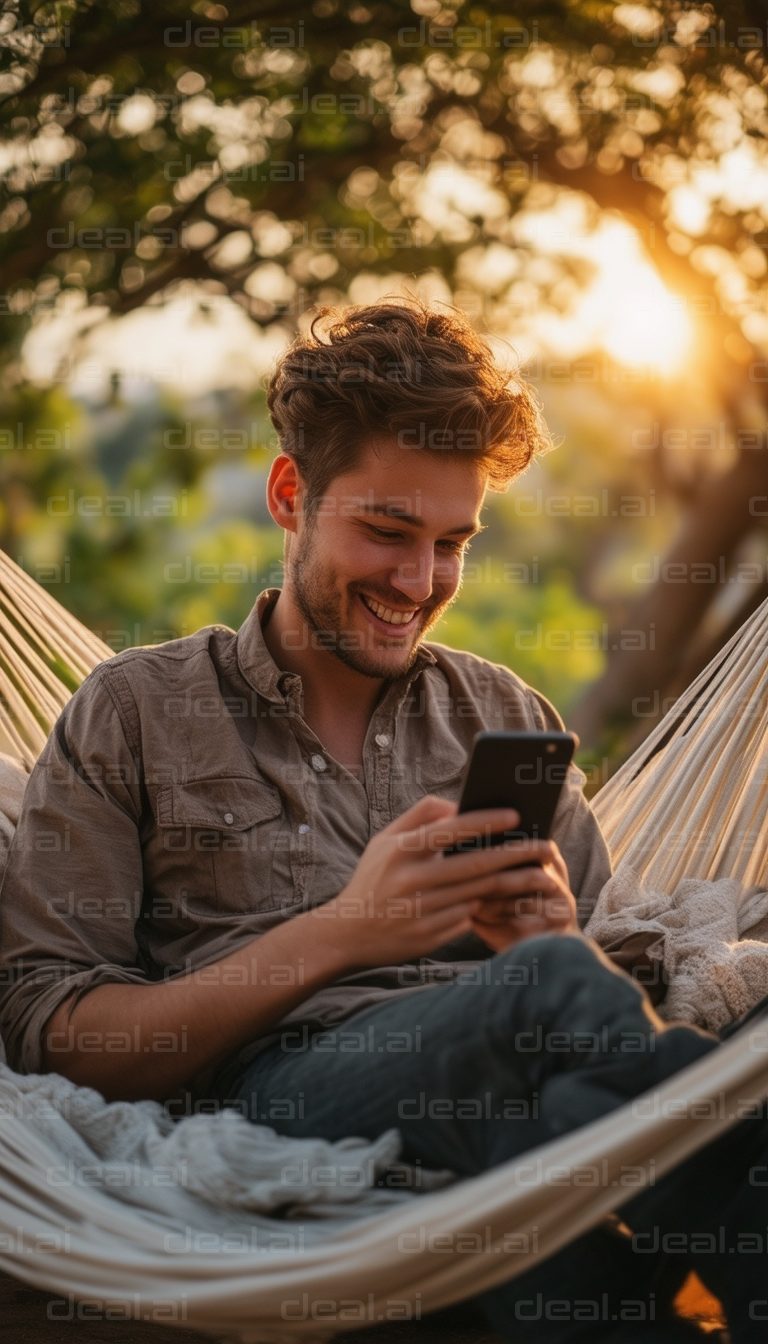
[{"x1": 266, "y1": 454, "x2": 303, "y2": 533}]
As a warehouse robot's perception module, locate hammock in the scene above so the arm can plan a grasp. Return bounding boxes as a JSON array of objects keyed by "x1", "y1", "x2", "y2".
[
  {"x1": 0, "y1": 549, "x2": 110, "y2": 769},
  {"x1": 0, "y1": 553, "x2": 767, "y2": 1340},
  {"x1": 591, "y1": 598, "x2": 768, "y2": 890}
]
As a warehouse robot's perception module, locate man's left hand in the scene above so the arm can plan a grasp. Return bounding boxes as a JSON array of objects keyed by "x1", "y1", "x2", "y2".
[{"x1": 467, "y1": 838, "x2": 577, "y2": 953}]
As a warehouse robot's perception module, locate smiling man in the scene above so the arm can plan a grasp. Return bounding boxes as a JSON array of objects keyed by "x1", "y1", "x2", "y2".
[
  {"x1": 2, "y1": 301, "x2": 613, "y2": 1098},
  {"x1": 0, "y1": 302, "x2": 761, "y2": 1343}
]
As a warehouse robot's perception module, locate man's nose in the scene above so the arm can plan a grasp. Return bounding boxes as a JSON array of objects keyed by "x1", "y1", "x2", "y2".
[{"x1": 392, "y1": 549, "x2": 438, "y2": 602}]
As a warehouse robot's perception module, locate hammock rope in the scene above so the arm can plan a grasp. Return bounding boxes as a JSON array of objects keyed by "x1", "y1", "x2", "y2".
[
  {"x1": 0, "y1": 551, "x2": 111, "y2": 767},
  {"x1": 592, "y1": 593, "x2": 768, "y2": 890}
]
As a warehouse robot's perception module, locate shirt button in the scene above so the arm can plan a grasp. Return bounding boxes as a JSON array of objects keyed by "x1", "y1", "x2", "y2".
[
  {"x1": 311, "y1": 754, "x2": 327, "y2": 773},
  {"x1": 374, "y1": 733, "x2": 391, "y2": 749},
  {"x1": 298, "y1": 824, "x2": 311, "y2": 834},
  {"x1": 223, "y1": 812, "x2": 234, "y2": 825}
]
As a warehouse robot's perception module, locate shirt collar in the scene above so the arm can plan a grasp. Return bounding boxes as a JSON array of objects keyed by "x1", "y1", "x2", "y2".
[{"x1": 236, "y1": 588, "x2": 437, "y2": 703}]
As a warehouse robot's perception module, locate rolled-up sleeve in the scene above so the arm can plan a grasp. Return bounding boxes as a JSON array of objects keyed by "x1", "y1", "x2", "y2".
[{"x1": 0, "y1": 667, "x2": 147, "y2": 1073}]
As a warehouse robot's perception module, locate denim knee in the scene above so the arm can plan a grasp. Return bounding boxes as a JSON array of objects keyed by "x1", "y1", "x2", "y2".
[
  {"x1": 492, "y1": 932, "x2": 620, "y2": 998},
  {"x1": 480, "y1": 932, "x2": 662, "y2": 1062}
]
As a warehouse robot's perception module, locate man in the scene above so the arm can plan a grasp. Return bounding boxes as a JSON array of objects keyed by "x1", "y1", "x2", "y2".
[{"x1": 0, "y1": 302, "x2": 764, "y2": 1340}]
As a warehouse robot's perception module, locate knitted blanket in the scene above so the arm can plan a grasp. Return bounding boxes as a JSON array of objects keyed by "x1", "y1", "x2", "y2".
[
  {"x1": 0, "y1": 1055, "x2": 451, "y2": 1241},
  {"x1": 585, "y1": 867, "x2": 768, "y2": 1032}
]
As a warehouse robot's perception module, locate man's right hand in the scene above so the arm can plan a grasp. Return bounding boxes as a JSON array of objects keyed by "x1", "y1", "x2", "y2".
[
  {"x1": 36, "y1": 796, "x2": 551, "y2": 1102},
  {"x1": 317, "y1": 794, "x2": 529, "y2": 967}
]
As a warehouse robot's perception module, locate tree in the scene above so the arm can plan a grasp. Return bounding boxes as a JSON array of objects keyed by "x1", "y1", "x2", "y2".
[{"x1": 3, "y1": 0, "x2": 768, "y2": 755}]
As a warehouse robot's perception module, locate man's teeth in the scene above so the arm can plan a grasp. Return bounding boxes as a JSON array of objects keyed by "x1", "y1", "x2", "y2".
[{"x1": 362, "y1": 595, "x2": 418, "y2": 625}]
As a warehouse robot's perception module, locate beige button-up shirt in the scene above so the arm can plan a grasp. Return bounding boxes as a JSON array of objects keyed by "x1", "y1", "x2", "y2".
[{"x1": 0, "y1": 590, "x2": 612, "y2": 1087}]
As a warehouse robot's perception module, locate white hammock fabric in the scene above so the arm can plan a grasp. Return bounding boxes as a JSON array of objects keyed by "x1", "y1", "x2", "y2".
[
  {"x1": 0, "y1": 550, "x2": 109, "y2": 769},
  {"x1": 591, "y1": 594, "x2": 768, "y2": 890},
  {"x1": 2, "y1": 1032, "x2": 766, "y2": 1343},
  {"x1": 0, "y1": 554, "x2": 767, "y2": 1338}
]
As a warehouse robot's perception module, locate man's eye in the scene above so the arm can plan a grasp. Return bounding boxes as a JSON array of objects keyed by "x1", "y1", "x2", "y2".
[
  {"x1": 438, "y1": 540, "x2": 467, "y2": 553},
  {"x1": 369, "y1": 525, "x2": 403, "y2": 540}
]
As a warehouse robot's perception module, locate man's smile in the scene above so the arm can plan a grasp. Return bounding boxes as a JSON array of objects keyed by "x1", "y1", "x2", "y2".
[{"x1": 359, "y1": 591, "x2": 422, "y2": 632}]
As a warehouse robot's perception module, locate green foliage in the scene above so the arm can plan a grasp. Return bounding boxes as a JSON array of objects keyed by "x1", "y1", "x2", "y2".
[
  {"x1": 0, "y1": 380, "x2": 280, "y2": 648},
  {"x1": 434, "y1": 563, "x2": 605, "y2": 714},
  {"x1": 157, "y1": 518, "x2": 284, "y2": 644}
]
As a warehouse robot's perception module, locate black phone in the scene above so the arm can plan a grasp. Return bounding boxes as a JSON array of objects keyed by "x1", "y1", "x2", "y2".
[{"x1": 446, "y1": 730, "x2": 575, "y2": 855}]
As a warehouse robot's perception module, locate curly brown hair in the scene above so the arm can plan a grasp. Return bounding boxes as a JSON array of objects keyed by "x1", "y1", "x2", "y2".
[{"x1": 266, "y1": 300, "x2": 551, "y2": 508}]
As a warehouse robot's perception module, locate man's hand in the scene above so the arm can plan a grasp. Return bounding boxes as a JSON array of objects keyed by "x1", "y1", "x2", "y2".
[
  {"x1": 467, "y1": 837, "x2": 577, "y2": 953},
  {"x1": 317, "y1": 794, "x2": 545, "y2": 968},
  {"x1": 37, "y1": 799, "x2": 576, "y2": 1103}
]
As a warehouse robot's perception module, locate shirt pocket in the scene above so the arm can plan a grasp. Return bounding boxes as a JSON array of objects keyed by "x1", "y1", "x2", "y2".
[
  {"x1": 155, "y1": 775, "x2": 289, "y2": 915},
  {"x1": 390, "y1": 764, "x2": 467, "y2": 829},
  {"x1": 400, "y1": 748, "x2": 468, "y2": 802}
]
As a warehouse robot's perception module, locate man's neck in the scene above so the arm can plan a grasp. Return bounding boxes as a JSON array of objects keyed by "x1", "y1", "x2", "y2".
[{"x1": 261, "y1": 588, "x2": 385, "y2": 770}]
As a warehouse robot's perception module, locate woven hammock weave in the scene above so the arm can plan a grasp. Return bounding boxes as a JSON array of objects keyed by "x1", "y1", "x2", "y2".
[
  {"x1": 1, "y1": 1032, "x2": 764, "y2": 1343},
  {"x1": 0, "y1": 551, "x2": 110, "y2": 768},
  {"x1": 592, "y1": 592, "x2": 768, "y2": 891}
]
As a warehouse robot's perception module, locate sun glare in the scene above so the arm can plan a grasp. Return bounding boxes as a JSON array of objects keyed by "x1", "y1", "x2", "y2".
[
  {"x1": 563, "y1": 220, "x2": 692, "y2": 375},
  {"x1": 588, "y1": 226, "x2": 692, "y2": 374},
  {"x1": 595, "y1": 266, "x2": 692, "y2": 373},
  {"x1": 513, "y1": 204, "x2": 693, "y2": 375}
]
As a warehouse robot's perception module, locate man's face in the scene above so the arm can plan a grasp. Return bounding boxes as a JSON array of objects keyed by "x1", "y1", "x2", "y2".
[{"x1": 288, "y1": 441, "x2": 487, "y2": 679}]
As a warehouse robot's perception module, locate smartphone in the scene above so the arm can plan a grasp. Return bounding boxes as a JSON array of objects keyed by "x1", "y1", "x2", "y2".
[{"x1": 446, "y1": 730, "x2": 575, "y2": 855}]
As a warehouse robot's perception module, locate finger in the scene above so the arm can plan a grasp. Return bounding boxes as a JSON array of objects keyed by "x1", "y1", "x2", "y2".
[
  {"x1": 413, "y1": 843, "x2": 552, "y2": 892},
  {"x1": 470, "y1": 916, "x2": 552, "y2": 944},
  {"x1": 414, "y1": 869, "x2": 556, "y2": 914},
  {"x1": 466, "y1": 865, "x2": 561, "y2": 898},
  {"x1": 478, "y1": 837, "x2": 557, "y2": 866},
  {"x1": 404, "y1": 808, "x2": 521, "y2": 855},
  {"x1": 469, "y1": 895, "x2": 573, "y2": 925},
  {"x1": 423, "y1": 902, "x2": 472, "y2": 931},
  {"x1": 476, "y1": 865, "x2": 561, "y2": 897},
  {"x1": 435, "y1": 837, "x2": 558, "y2": 876},
  {"x1": 541, "y1": 839, "x2": 568, "y2": 882},
  {"x1": 418, "y1": 852, "x2": 562, "y2": 898},
  {"x1": 471, "y1": 883, "x2": 573, "y2": 913},
  {"x1": 419, "y1": 906, "x2": 473, "y2": 942},
  {"x1": 378, "y1": 885, "x2": 476, "y2": 922}
]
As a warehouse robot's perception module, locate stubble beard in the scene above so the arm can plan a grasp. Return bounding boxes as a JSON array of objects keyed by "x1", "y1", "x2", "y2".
[{"x1": 290, "y1": 524, "x2": 452, "y2": 679}]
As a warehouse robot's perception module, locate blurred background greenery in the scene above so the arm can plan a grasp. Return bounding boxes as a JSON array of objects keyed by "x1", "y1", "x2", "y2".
[{"x1": 3, "y1": 0, "x2": 768, "y2": 782}]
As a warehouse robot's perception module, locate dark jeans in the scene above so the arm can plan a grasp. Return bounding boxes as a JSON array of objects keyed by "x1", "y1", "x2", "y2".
[{"x1": 236, "y1": 936, "x2": 768, "y2": 1341}]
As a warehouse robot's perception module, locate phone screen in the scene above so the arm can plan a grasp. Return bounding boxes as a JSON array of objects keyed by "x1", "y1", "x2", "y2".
[{"x1": 447, "y1": 731, "x2": 575, "y2": 854}]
